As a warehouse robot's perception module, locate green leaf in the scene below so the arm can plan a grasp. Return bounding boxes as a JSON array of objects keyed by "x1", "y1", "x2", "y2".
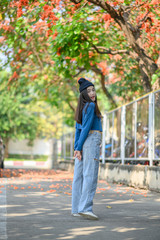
[{"x1": 151, "y1": 74, "x2": 158, "y2": 84}]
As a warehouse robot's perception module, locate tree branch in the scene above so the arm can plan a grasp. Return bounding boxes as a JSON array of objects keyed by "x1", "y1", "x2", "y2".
[
  {"x1": 75, "y1": 1, "x2": 88, "y2": 13},
  {"x1": 70, "y1": 0, "x2": 83, "y2": 3},
  {"x1": 31, "y1": 43, "x2": 43, "y2": 69},
  {"x1": 91, "y1": 45, "x2": 129, "y2": 55},
  {"x1": 137, "y1": 11, "x2": 150, "y2": 29},
  {"x1": 73, "y1": 67, "x2": 86, "y2": 77},
  {"x1": 82, "y1": 34, "x2": 130, "y2": 56}
]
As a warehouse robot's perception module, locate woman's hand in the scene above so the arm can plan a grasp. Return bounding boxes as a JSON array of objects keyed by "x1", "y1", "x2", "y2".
[
  {"x1": 74, "y1": 150, "x2": 82, "y2": 161},
  {"x1": 74, "y1": 150, "x2": 77, "y2": 158}
]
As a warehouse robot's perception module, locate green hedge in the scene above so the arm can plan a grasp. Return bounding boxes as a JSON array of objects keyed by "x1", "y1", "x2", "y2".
[{"x1": 6, "y1": 154, "x2": 48, "y2": 161}]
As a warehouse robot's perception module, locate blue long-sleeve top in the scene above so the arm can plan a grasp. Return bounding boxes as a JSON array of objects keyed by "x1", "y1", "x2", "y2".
[{"x1": 74, "y1": 102, "x2": 102, "y2": 151}]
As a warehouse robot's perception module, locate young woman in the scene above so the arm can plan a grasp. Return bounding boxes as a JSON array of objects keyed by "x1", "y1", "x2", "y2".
[{"x1": 72, "y1": 77, "x2": 102, "y2": 220}]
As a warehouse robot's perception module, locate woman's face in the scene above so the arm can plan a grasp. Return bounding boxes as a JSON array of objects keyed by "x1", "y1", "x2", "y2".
[{"x1": 87, "y1": 86, "x2": 96, "y2": 102}]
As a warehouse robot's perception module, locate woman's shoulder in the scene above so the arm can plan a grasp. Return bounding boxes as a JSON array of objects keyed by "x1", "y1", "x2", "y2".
[{"x1": 84, "y1": 102, "x2": 95, "y2": 110}]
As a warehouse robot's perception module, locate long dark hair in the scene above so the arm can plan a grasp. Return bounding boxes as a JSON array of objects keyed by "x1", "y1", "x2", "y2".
[{"x1": 75, "y1": 88, "x2": 102, "y2": 124}]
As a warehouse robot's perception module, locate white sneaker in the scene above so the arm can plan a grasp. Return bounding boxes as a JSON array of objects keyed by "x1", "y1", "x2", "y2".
[
  {"x1": 79, "y1": 212, "x2": 99, "y2": 220},
  {"x1": 72, "y1": 213, "x2": 81, "y2": 217}
]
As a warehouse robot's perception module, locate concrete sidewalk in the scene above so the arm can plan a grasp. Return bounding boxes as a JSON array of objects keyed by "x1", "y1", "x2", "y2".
[{"x1": 0, "y1": 169, "x2": 160, "y2": 240}]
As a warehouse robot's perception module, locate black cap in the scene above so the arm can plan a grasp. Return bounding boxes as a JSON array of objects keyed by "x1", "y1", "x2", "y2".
[{"x1": 78, "y1": 78, "x2": 94, "y2": 93}]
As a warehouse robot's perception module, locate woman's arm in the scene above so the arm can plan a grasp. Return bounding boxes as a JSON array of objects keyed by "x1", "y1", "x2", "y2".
[
  {"x1": 74, "y1": 125, "x2": 82, "y2": 161},
  {"x1": 74, "y1": 125, "x2": 81, "y2": 151},
  {"x1": 76, "y1": 102, "x2": 95, "y2": 151}
]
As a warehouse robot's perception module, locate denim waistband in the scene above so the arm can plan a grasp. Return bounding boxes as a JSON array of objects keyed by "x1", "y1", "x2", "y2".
[{"x1": 89, "y1": 130, "x2": 102, "y2": 135}]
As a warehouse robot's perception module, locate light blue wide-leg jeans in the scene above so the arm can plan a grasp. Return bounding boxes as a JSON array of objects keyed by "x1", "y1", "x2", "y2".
[{"x1": 72, "y1": 132, "x2": 102, "y2": 214}]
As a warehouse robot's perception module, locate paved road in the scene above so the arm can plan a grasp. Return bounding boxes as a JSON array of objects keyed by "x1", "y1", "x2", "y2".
[{"x1": 0, "y1": 169, "x2": 160, "y2": 240}]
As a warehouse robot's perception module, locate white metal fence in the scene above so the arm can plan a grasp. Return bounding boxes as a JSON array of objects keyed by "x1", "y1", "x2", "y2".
[{"x1": 60, "y1": 89, "x2": 160, "y2": 166}]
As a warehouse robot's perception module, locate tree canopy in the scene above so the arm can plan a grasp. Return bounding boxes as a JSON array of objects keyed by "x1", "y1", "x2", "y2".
[{"x1": 0, "y1": 0, "x2": 160, "y2": 117}]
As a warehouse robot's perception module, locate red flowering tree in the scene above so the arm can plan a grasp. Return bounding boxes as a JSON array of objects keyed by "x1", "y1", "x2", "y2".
[
  {"x1": 68, "y1": 0, "x2": 160, "y2": 92},
  {"x1": 0, "y1": 0, "x2": 159, "y2": 108}
]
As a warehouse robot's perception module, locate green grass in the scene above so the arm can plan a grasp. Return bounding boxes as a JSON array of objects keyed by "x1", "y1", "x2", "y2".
[{"x1": 6, "y1": 154, "x2": 48, "y2": 161}]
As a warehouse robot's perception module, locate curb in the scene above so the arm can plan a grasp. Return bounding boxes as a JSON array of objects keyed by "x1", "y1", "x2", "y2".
[{"x1": 4, "y1": 160, "x2": 51, "y2": 169}]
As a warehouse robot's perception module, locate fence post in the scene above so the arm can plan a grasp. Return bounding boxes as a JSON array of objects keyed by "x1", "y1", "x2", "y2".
[
  {"x1": 153, "y1": 93, "x2": 155, "y2": 162},
  {"x1": 111, "y1": 112, "x2": 114, "y2": 158},
  {"x1": 102, "y1": 113, "x2": 106, "y2": 164},
  {"x1": 148, "y1": 93, "x2": 154, "y2": 166},
  {"x1": 121, "y1": 106, "x2": 125, "y2": 165},
  {"x1": 134, "y1": 102, "x2": 137, "y2": 159}
]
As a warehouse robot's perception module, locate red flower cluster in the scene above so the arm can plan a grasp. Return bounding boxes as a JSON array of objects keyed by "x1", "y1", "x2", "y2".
[
  {"x1": 32, "y1": 74, "x2": 38, "y2": 80},
  {"x1": 8, "y1": 71, "x2": 19, "y2": 82},
  {"x1": 0, "y1": 24, "x2": 13, "y2": 32},
  {"x1": 103, "y1": 14, "x2": 111, "y2": 22},
  {"x1": 72, "y1": 3, "x2": 81, "y2": 12},
  {"x1": 41, "y1": 4, "x2": 59, "y2": 23},
  {"x1": 21, "y1": 0, "x2": 28, "y2": 6},
  {"x1": 17, "y1": 0, "x2": 29, "y2": 17},
  {"x1": 57, "y1": 47, "x2": 61, "y2": 56},
  {"x1": 97, "y1": 61, "x2": 109, "y2": 76},
  {"x1": 46, "y1": 29, "x2": 53, "y2": 38},
  {"x1": 12, "y1": 71, "x2": 18, "y2": 79}
]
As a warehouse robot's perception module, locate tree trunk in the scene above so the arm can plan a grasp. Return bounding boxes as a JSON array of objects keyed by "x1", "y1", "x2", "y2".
[
  {"x1": 4, "y1": 138, "x2": 9, "y2": 158},
  {"x1": 138, "y1": 59, "x2": 152, "y2": 92},
  {"x1": 116, "y1": 16, "x2": 158, "y2": 92}
]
